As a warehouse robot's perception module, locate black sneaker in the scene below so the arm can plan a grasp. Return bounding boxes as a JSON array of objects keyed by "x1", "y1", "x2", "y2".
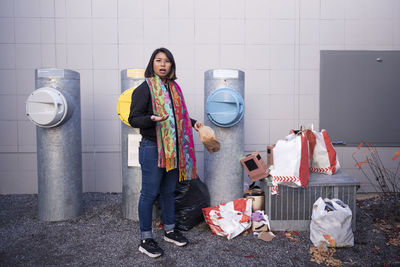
[
  {"x1": 139, "y1": 238, "x2": 163, "y2": 258},
  {"x1": 164, "y1": 230, "x2": 188, "y2": 247}
]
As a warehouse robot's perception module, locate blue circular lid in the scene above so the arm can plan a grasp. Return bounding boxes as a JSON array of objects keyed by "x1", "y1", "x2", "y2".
[{"x1": 206, "y1": 88, "x2": 244, "y2": 127}]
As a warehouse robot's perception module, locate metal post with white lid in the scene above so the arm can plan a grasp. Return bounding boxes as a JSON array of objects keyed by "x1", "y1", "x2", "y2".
[
  {"x1": 204, "y1": 69, "x2": 245, "y2": 206},
  {"x1": 25, "y1": 68, "x2": 82, "y2": 221}
]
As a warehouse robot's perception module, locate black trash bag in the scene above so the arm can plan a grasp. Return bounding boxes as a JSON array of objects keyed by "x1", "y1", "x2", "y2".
[{"x1": 174, "y1": 178, "x2": 210, "y2": 231}]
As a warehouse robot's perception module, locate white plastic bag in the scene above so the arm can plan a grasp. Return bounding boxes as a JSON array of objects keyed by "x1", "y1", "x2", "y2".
[
  {"x1": 202, "y1": 198, "x2": 252, "y2": 240},
  {"x1": 269, "y1": 132, "x2": 310, "y2": 195},
  {"x1": 306, "y1": 129, "x2": 340, "y2": 175},
  {"x1": 310, "y1": 197, "x2": 354, "y2": 247}
]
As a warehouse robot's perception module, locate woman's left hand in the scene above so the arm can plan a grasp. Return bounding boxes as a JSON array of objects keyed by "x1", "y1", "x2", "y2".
[{"x1": 194, "y1": 121, "x2": 203, "y2": 132}]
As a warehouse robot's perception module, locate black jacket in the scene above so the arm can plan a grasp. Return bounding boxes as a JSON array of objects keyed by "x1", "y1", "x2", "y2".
[{"x1": 128, "y1": 81, "x2": 196, "y2": 142}]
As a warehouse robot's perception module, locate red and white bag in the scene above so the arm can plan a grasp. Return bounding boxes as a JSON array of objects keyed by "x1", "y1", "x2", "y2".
[
  {"x1": 305, "y1": 129, "x2": 340, "y2": 175},
  {"x1": 269, "y1": 132, "x2": 310, "y2": 195},
  {"x1": 202, "y1": 198, "x2": 252, "y2": 240}
]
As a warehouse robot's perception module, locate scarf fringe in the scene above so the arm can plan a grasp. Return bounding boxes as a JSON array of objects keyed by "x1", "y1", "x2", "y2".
[{"x1": 165, "y1": 158, "x2": 176, "y2": 172}]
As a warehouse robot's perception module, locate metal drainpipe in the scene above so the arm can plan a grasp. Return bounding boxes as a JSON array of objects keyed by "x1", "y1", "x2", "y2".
[{"x1": 26, "y1": 68, "x2": 82, "y2": 221}]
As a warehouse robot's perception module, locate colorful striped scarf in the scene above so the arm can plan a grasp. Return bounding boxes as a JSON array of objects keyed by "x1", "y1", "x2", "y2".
[{"x1": 146, "y1": 75, "x2": 197, "y2": 181}]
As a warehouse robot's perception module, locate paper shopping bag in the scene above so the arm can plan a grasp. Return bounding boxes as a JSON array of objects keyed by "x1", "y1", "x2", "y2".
[
  {"x1": 269, "y1": 132, "x2": 310, "y2": 195},
  {"x1": 305, "y1": 129, "x2": 340, "y2": 175},
  {"x1": 198, "y1": 124, "x2": 220, "y2": 154}
]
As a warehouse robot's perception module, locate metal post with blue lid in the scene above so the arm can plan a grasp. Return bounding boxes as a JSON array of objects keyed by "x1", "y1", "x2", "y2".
[
  {"x1": 204, "y1": 69, "x2": 245, "y2": 206},
  {"x1": 25, "y1": 68, "x2": 82, "y2": 221}
]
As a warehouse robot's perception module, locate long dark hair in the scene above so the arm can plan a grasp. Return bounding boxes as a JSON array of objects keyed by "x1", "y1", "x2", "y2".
[{"x1": 145, "y1": 47, "x2": 177, "y2": 80}]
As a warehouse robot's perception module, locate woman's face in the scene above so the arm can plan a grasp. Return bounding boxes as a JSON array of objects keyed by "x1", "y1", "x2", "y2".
[{"x1": 153, "y1": 52, "x2": 172, "y2": 80}]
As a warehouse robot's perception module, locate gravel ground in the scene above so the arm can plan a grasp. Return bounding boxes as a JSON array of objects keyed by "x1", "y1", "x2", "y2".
[{"x1": 0, "y1": 193, "x2": 399, "y2": 266}]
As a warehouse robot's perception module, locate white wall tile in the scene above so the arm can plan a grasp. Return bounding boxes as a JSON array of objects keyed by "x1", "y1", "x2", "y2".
[
  {"x1": 365, "y1": 20, "x2": 393, "y2": 46},
  {"x1": 83, "y1": 169, "x2": 96, "y2": 192},
  {"x1": 55, "y1": 18, "x2": 66, "y2": 43},
  {"x1": 92, "y1": 44, "x2": 119, "y2": 69},
  {"x1": 0, "y1": 172, "x2": 35, "y2": 194},
  {"x1": 299, "y1": 45, "x2": 320, "y2": 70},
  {"x1": 66, "y1": 18, "x2": 92, "y2": 44},
  {"x1": 94, "y1": 119, "x2": 120, "y2": 146},
  {"x1": 16, "y1": 69, "x2": 35, "y2": 95},
  {"x1": 54, "y1": 0, "x2": 66, "y2": 17},
  {"x1": 245, "y1": 0, "x2": 269, "y2": 19},
  {"x1": 93, "y1": 69, "x2": 119, "y2": 95},
  {"x1": 66, "y1": 0, "x2": 92, "y2": 18},
  {"x1": 245, "y1": 45, "x2": 269, "y2": 70},
  {"x1": 15, "y1": 18, "x2": 41, "y2": 43},
  {"x1": 118, "y1": 0, "x2": 143, "y2": 18},
  {"x1": 299, "y1": 20, "x2": 320, "y2": 45},
  {"x1": 95, "y1": 152, "x2": 120, "y2": 171},
  {"x1": 320, "y1": 20, "x2": 345, "y2": 45},
  {"x1": 175, "y1": 68, "x2": 195, "y2": 94},
  {"x1": 169, "y1": 19, "x2": 194, "y2": 44},
  {"x1": 40, "y1": 0, "x2": 54, "y2": 17},
  {"x1": 270, "y1": 45, "x2": 295, "y2": 69},
  {"x1": 0, "y1": 18, "x2": 14, "y2": 43},
  {"x1": 0, "y1": 44, "x2": 15, "y2": 68},
  {"x1": 143, "y1": 19, "x2": 168, "y2": 43},
  {"x1": 40, "y1": 18, "x2": 55, "y2": 43},
  {"x1": 82, "y1": 120, "x2": 95, "y2": 147},
  {"x1": 220, "y1": 45, "x2": 245, "y2": 69},
  {"x1": 365, "y1": 0, "x2": 395, "y2": 19},
  {"x1": 300, "y1": 0, "x2": 320, "y2": 19},
  {"x1": 194, "y1": 44, "x2": 219, "y2": 70},
  {"x1": 118, "y1": 19, "x2": 143, "y2": 44},
  {"x1": 299, "y1": 70, "x2": 319, "y2": 94},
  {"x1": 270, "y1": 19, "x2": 296, "y2": 44},
  {"x1": 55, "y1": 44, "x2": 67, "y2": 68},
  {"x1": 92, "y1": 18, "x2": 118, "y2": 44},
  {"x1": 269, "y1": 94, "x2": 295, "y2": 120},
  {"x1": 270, "y1": 0, "x2": 297, "y2": 19},
  {"x1": 221, "y1": 0, "x2": 245, "y2": 19},
  {"x1": 15, "y1": 44, "x2": 41, "y2": 68},
  {"x1": 95, "y1": 167, "x2": 122, "y2": 192},
  {"x1": 345, "y1": 0, "x2": 367, "y2": 19},
  {"x1": 245, "y1": 20, "x2": 269, "y2": 44},
  {"x1": 118, "y1": 44, "x2": 145, "y2": 69},
  {"x1": 270, "y1": 70, "x2": 295, "y2": 94},
  {"x1": 17, "y1": 95, "x2": 29, "y2": 120},
  {"x1": 168, "y1": 44, "x2": 194, "y2": 69},
  {"x1": 92, "y1": 0, "x2": 117, "y2": 18},
  {"x1": 321, "y1": 0, "x2": 346, "y2": 19},
  {"x1": 0, "y1": 0, "x2": 14, "y2": 17},
  {"x1": 345, "y1": 20, "x2": 368, "y2": 45},
  {"x1": 0, "y1": 69, "x2": 16, "y2": 94},
  {"x1": 41, "y1": 44, "x2": 56, "y2": 67},
  {"x1": 298, "y1": 94, "x2": 318, "y2": 120},
  {"x1": 14, "y1": 0, "x2": 41, "y2": 17},
  {"x1": 0, "y1": 154, "x2": 18, "y2": 171},
  {"x1": 221, "y1": 19, "x2": 245, "y2": 44},
  {"x1": 169, "y1": 0, "x2": 194, "y2": 18},
  {"x1": 245, "y1": 69, "x2": 269, "y2": 94},
  {"x1": 195, "y1": 19, "x2": 220, "y2": 44},
  {"x1": 195, "y1": 0, "x2": 219, "y2": 19},
  {"x1": 394, "y1": 19, "x2": 400, "y2": 46},
  {"x1": 143, "y1": 0, "x2": 168, "y2": 19},
  {"x1": 245, "y1": 93, "x2": 269, "y2": 120},
  {"x1": 17, "y1": 120, "x2": 36, "y2": 150},
  {"x1": 67, "y1": 44, "x2": 93, "y2": 69},
  {"x1": 18, "y1": 153, "x2": 37, "y2": 171},
  {"x1": 0, "y1": 95, "x2": 17, "y2": 120},
  {"x1": 269, "y1": 119, "x2": 295, "y2": 144},
  {"x1": 245, "y1": 119, "x2": 269, "y2": 144}
]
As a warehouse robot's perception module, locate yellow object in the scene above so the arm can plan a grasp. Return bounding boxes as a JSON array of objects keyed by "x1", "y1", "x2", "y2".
[
  {"x1": 116, "y1": 87, "x2": 136, "y2": 126},
  {"x1": 127, "y1": 69, "x2": 145, "y2": 78}
]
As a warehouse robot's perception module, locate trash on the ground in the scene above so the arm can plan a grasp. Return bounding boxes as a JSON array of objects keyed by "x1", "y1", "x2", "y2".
[
  {"x1": 240, "y1": 152, "x2": 270, "y2": 181},
  {"x1": 251, "y1": 210, "x2": 270, "y2": 232},
  {"x1": 281, "y1": 232, "x2": 300, "y2": 242},
  {"x1": 258, "y1": 231, "x2": 275, "y2": 242},
  {"x1": 202, "y1": 198, "x2": 252, "y2": 240},
  {"x1": 310, "y1": 197, "x2": 354, "y2": 247},
  {"x1": 198, "y1": 123, "x2": 220, "y2": 153},
  {"x1": 243, "y1": 184, "x2": 265, "y2": 212},
  {"x1": 174, "y1": 177, "x2": 210, "y2": 231},
  {"x1": 309, "y1": 245, "x2": 343, "y2": 267}
]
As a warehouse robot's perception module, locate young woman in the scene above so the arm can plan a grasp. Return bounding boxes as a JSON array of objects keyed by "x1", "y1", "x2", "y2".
[{"x1": 128, "y1": 48, "x2": 202, "y2": 258}]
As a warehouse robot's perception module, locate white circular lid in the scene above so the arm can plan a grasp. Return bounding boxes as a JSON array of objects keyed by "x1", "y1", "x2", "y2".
[{"x1": 26, "y1": 87, "x2": 68, "y2": 128}]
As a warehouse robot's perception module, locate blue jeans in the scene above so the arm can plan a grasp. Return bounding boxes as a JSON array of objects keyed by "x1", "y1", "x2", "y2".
[{"x1": 138, "y1": 138, "x2": 177, "y2": 240}]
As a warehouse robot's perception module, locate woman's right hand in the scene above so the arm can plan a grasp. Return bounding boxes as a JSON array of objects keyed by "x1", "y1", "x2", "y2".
[{"x1": 151, "y1": 114, "x2": 169, "y2": 122}]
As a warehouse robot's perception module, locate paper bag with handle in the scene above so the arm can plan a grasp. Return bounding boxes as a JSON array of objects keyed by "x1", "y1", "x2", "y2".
[{"x1": 197, "y1": 123, "x2": 220, "y2": 154}]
